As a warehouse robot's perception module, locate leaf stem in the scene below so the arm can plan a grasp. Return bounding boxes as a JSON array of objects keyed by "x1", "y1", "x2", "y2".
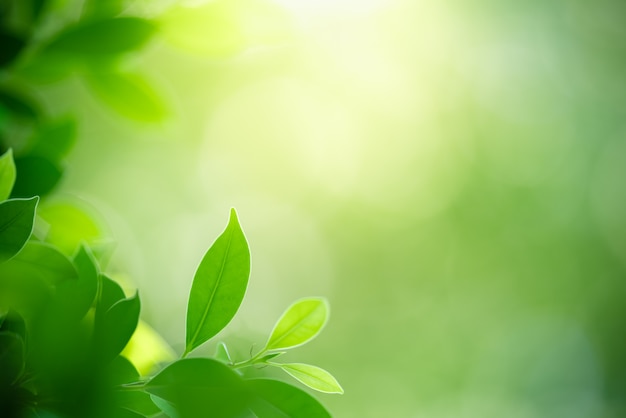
[{"x1": 230, "y1": 349, "x2": 267, "y2": 370}]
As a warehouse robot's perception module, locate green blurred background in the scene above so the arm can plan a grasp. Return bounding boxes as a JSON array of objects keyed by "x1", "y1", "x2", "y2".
[{"x1": 7, "y1": 0, "x2": 626, "y2": 416}]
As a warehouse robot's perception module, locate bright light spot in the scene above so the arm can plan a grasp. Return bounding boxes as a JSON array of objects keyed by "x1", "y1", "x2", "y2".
[{"x1": 271, "y1": 0, "x2": 391, "y2": 21}]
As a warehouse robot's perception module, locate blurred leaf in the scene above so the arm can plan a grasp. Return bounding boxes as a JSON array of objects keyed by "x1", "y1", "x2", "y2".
[
  {"x1": 98, "y1": 274, "x2": 126, "y2": 313},
  {"x1": 38, "y1": 17, "x2": 156, "y2": 59},
  {"x1": 215, "y1": 341, "x2": 232, "y2": 364},
  {"x1": 247, "y1": 379, "x2": 331, "y2": 418},
  {"x1": 273, "y1": 363, "x2": 343, "y2": 394},
  {"x1": 0, "y1": 331, "x2": 25, "y2": 387},
  {"x1": 37, "y1": 200, "x2": 102, "y2": 256},
  {"x1": 0, "y1": 310, "x2": 26, "y2": 341},
  {"x1": 0, "y1": 28, "x2": 26, "y2": 67},
  {"x1": 0, "y1": 148, "x2": 16, "y2": 201},
  {"x1": 159, "y1": 0, "x2": 292, "y2": 57},
  {"x1": 111, "y1": 356, "x2": 161, "y2": 417},
  {"x1": 11, "y1": 156, "x2": 62, "y2": 198},
  {"x1": 145, "y1": 358, "x2": 250, "y2": 418},
  {"x1": 50, "y1": 244, "x2": 99, "y2": 320},
  {"x1": 121, "y1": 320, "x2": 176, "y2": 376},
  {"x1": 0, "y1": 88, "x2": 40, "y2": 120},
  {"x1": 0, "y1": 196, "x2": 38, "y2": 263},
  {"x1": 0, "y1": 241, "x2": 78, "y2": 285},
  {"x1": 265, "y1": 298, "x2": 328, "y2": 351},
  {"x1": 185, "y1": 208, "x2": 250, "y2": 355},
  {"x1": 83, "y1": 0, "x2": 127, "y2": 19},
  {"x1": 85, "y1": 70, "x2": 167, "y2": 122},
  {"x1": 28, "y1": 117, "x2": 76, "y2": 162},
  {"x1": 96, "y1": 292, "x2": 140, "y2": 362},
  {"x1": 150, "y1": 394, "x2": 179, "y2": 418}
]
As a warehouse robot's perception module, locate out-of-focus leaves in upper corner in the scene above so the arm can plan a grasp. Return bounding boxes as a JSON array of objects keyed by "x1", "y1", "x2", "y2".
[
  {"x1": 85, "y1": 69, "x2": 168, "y2": 122},
  {"x1": 16, "y1": 17, "x2": 157, "y2": 82},
  {"x1": 158, "y1": 0, "x2": 294, "y2": 58}
]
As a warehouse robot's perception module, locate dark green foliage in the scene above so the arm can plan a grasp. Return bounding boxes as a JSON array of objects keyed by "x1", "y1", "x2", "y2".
[{"x1": 0, "y1": 197, "x2": 38, "y2": 263}]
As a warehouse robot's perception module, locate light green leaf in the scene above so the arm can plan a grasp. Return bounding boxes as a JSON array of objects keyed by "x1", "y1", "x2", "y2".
[
  {"x1": 273, "y1": 363, "x2": 343, "y2": 394},
  {"x1": 0, "y1": 149, "x2": 16, "y2": 201},
  {"x1": 247, "y1": 379, "x2": 331, "y2": 418},
  {"x1": 185, "y1": 209, "x2": 250, "y2": 355},
  {"x1": 150, "y1": 395, "x2": 180, "y2": 418},
  {"x1": 214, "y1": 341, "x2": 232, "y2": 365},
  {"x1": 0, "y1": 197, "x2": 39, "y2": 263},
  {"x1": 85, "y1": 70, "x2": 167, "y2": 122},
  {"x1": 0, "y1": 241, "x2": 78, "y2": 285},
  {"x1": 265, "y1": 298, "x2": 329, "y2": 351}
]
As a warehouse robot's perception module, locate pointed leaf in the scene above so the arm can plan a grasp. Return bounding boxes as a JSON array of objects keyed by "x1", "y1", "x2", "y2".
[
  {"x1": 150, "y1": 395, "x2": 180, "y2": 418},
  {"x1": 0, "y1": 149, "x2": 16, "y2": 201},
  {"x1": 274, "y1": 363, "x2": 343, "y2": 394},
  {"x1": 185, "y1": 209, "x2": 250, "y2": 355},
  {"x1": 0, "y1": 197, "x2": 38, "y2": 263},
  {"x1": 97, "y1": 292, "x2": 141, "y2": 361},
  {"x1": 98, "y1": 274, "x2": 126, "y2": 313},
  {"x1": 214, "y1": 341, "x2": 232, "y2": 364},
  {"x1": 265, "y1": 298, "x2": 328, "y2": 351},
  {"x1": 247, "y1": 379, "x2": 331, "y2": 418},
  {"x1": 85, "y1": 70, "x2": 167, "y2": 122}
]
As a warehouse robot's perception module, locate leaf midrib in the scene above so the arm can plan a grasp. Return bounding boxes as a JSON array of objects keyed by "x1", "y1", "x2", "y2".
[
  {"x1": 188, "y1": 226, "x2": 234, "y2": 350},
  {"x1": 268, "y1": 303, "x2": 320, "y2": 349}
]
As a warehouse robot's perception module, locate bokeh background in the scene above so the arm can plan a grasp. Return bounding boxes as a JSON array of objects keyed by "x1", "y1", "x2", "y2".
[{"x1": 6, "y1": 0, "x2": 626, "y2": 416}]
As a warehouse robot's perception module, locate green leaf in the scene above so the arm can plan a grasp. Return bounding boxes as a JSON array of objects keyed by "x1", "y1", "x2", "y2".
[
  {"x1": 247, "y1": 379, "x2": 331, "y2": 418},
  {"x1": 265, "y1": 298, "x2": 329, "y2": 351},
  {"x1": 37, "y1": 199, "x2": 102, "y2": 256},
  {"x1": 0, "y1": 88, "x2": 40, "y2": 120},
  {"x1": 98, "y1": 274, "x2": 126, "y2": 313},
  {"x1": 0, "y1": 28, "x2": 26, "y2": 67},
  {"x1": 85, "y1": 70, "x2": 167, "y2": 122},
  {"x1": 150, "y1": 395, "x2": 179, "y2": 418},
  {"x1": 0, "y1": 197, "x2": 38, "y2": 263},
  {"x1": 145, "y1": 358, "x2": 250, "y2": 418},
  {"x1": 0, "y1": 331, "x2": 25, "y2": 387},
  {"x1": 0, "y1": 241, "x2": 77, "y2": 285},
  {"x1": 28, "y1": 118, "x2": 76, "y2": 162},
  {"x1": 185, "y1": 209, "x2": 250, "y2": 355},
  {"x1": 214, "y1": 341, "x2": 232, "y2": 365},
  {"x1": 39, "y1": 17, "x2": 156, "y2": 59},
  {"x1": 97, "y1": 292, "x2": 141, "y2": 362},
  {"x1": 0, "y1": 149, "x2": 16, "y2": 201},
  {"x1": 0, "y1": 311, "x2": 26, "y2": 342},
  {"x1": 273, "y1": 363, "x2": 343, "y2": 394},
  {"x1": 11, "y1": 156, "x2": 62, "y2": 198}
]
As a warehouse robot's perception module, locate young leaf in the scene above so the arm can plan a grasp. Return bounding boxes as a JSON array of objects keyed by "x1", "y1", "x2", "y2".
[
  {"x1": 247, "y1": 379, "x2": 331, "y2": 418},
  {"x1": 97, "y1": 292, "x2": 141, "y2": 362},
  {"x1": 85, "y1": 70, "x2": 167, "y2": 122},
  {"x1": 214, "y1": 341, "x2": 232, "y2": 365},
  {"x1": 185, "y1": 209, "x2": 250, "y2": 355},
  {"x1": 0, "y1": 149, "x2": 16, "y2": 201},
  {"x1": 0, "y1": 197, "x2": 39, "y2": 263},
  {"x1": 265, "y1": 298, "x2": 329, "y2": 351},
  {"x1": 145, "y1": 358, "x2": 250, "y2": 418},
  {"x1": 273, "y1": 363, "x2": 344, "y2": 394}
]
